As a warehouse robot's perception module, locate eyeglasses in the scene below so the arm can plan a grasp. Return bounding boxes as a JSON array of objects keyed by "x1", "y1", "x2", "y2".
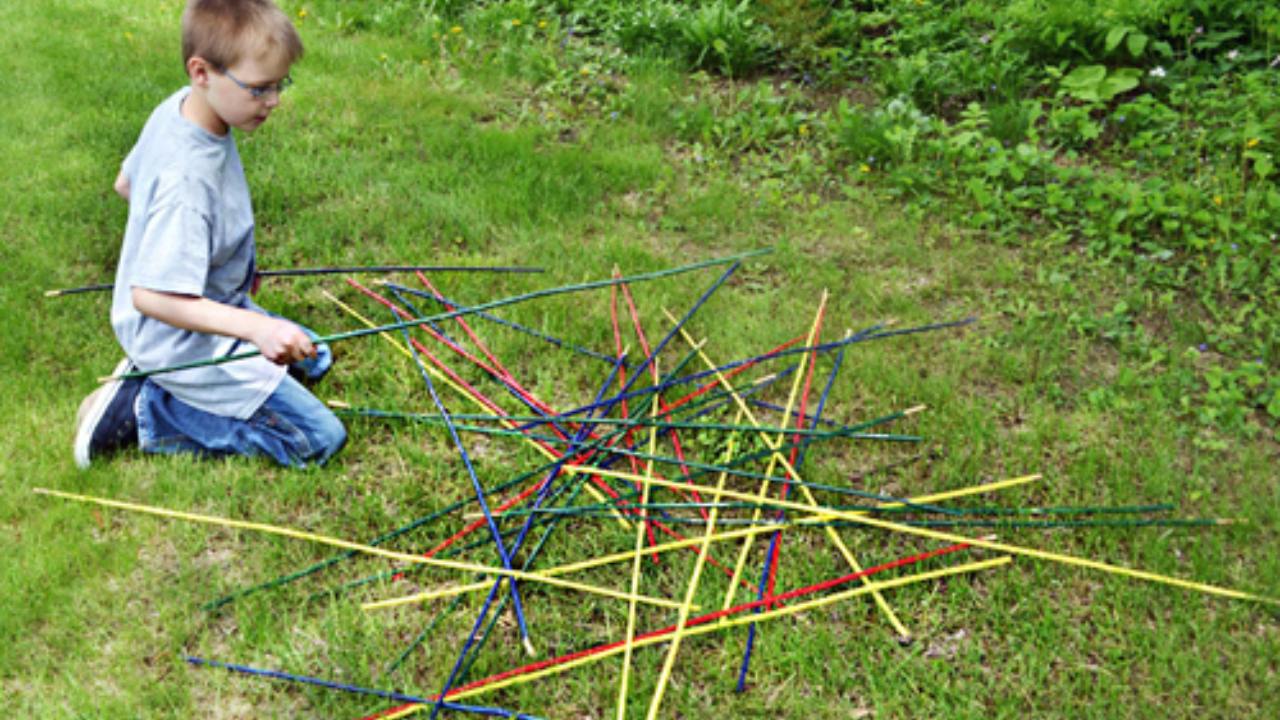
[{"x1": 221, "y1": 68, "x2": 293, "y2": 99}]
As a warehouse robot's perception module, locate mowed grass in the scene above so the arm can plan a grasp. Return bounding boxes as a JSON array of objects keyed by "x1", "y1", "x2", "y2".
[{"x1": 2, "y1": 1, "x2": 1278, "y2": 718}]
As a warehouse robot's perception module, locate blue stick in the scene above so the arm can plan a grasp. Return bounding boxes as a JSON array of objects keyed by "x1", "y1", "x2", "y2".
[
  {"x1": 395, "y1": 313, "x2": 534, "y2": 658},
  {"x1": 426, "y1": 355, "x2": 628, "y2": 720}
]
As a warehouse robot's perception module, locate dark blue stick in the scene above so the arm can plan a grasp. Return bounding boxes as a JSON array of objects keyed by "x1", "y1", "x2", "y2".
[
  {"x1": 184, "y1": 656, "x2": 540, "y2": 718},
  {"x1": 737, "y1": 341, "x2": 848, "y2": 691},
  {"x1": 383, "y1": 281, "x2": 623, "y2": 367}
]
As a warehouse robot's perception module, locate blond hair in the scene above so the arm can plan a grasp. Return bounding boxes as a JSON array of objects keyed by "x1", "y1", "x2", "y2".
[{"x1": 181, "y1": 0, "x2": 303, "y2": 70}]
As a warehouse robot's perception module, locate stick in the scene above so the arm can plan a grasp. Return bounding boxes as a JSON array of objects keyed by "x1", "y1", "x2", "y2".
[{"x1": 43, "y1": 264, "x2": 545, "y2": 297}]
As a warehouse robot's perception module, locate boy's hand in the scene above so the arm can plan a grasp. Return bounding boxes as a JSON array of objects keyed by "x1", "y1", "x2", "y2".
[{"x1": 252, "y1": 317, "x2": 316, "y2": 365}]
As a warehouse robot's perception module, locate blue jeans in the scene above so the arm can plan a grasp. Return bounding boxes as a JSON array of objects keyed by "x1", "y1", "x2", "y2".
[{"x1": 136, "y1": 371, "x2": 346, "y2": 469}]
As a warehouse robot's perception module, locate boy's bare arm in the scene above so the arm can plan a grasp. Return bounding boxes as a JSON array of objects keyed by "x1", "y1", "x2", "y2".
[
  {"x1": 114, "y1": 171, "x2": 130, "y2": 201},
  {"x1": 131, "y1": 287, "x2": 315, "y2": 365}
]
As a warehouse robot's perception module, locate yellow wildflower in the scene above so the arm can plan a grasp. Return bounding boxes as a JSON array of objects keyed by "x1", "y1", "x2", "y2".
[
  {"x1": 297, "y1": 8, "x2": 307, "y2": 20},
  {"x1": 1246, "y1": 138, "x2": 1260, "y2": 149},
  {"x1": 511, "y1": 19, "x2": 522, "y2": 27},
  {"x1": 579, "y1": 66, "x2": 591, "y2": 76},
  {"x1": 1213, "y1": 195, "x2": 1223, "y2": 206},
  {"x1": 538, "y1": 20, "x2": 548, "y2": 29},
  {"x1": 379, "y1": 52, "x2": 389, "y2": 62},
  {"x1": 450, "y1": 25, "x2": 463, "y2": 34},
  {"x1": 798, "y1": 124, "x2": 810, "y2": 137},
  {"x1": 859, "y1": 163, "x2": 872, "y2": 174}
]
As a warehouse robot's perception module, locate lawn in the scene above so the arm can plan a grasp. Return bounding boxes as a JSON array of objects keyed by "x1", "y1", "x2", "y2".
[{"x1": 1, "y1": 1, "x2": 1277, "y2": 718}]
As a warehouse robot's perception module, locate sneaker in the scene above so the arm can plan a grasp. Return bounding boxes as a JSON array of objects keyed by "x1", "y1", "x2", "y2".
[{"x1": 73, "y1": 358, "x2": 143, "y2": 469}]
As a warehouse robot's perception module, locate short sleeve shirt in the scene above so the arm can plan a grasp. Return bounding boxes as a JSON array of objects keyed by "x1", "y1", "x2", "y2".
[{"x1": 112, "y1": 88, "x2": 285, "y2": 419}]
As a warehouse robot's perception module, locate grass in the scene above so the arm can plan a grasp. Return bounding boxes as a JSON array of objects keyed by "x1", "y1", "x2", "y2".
[{"x1": 2, "y1": 1, "x2": 1278, "y2": 718}]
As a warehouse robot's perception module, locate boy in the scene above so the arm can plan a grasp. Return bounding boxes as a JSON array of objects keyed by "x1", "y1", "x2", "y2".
[{"x1": 73, "y1": 0, "x2": 345, "y2": 469}]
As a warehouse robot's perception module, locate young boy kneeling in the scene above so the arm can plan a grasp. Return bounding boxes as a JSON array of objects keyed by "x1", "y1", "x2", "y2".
[{"x1": 74, "y1": 0, "x2": 345, "y2": 469}]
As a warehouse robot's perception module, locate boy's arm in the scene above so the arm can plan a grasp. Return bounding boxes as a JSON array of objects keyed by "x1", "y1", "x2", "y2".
[
  {"x1": 114, "y1": 170, "x2": 130, "y2": 201},
  {"x1": 131, "y1": 287, "x2": 315, "y2": 365}
]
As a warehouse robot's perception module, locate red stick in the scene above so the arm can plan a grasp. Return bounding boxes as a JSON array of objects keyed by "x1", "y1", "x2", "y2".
[{"x1": 357, "y1": 542, "x2": 973, "y2": 719}]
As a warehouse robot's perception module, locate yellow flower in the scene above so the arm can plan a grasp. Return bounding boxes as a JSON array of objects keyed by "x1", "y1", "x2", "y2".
[
  {"x1": 859, "y1": 163, "x2": 871, "y2": 174},
  {"x1": 1213, "y1": 195, "x2": 1223, "y2": 206},
  {"x1": 538, "y1": 20, "x2": 548, "y2": 29},
  {"x1": 1246, "y1": 138, "x2": 1260, "y2": 148},
  {"x1": 379, "y1": 52, "x2": 389, "y2": 62},
  {"x1": 511, "y1": 19, "x2": 522, "y2": 27},
  {"x1": 798, "y1": 124, "x2": 810, "y2": 136},
  {"x1": 450, "y1": 25, "x2": 463, "y2": 34},
  {"x1": 297, "y1": 8, "x2": 307, "y2": 20},
  {"x1": 579, "y1": 66, "x2": 591, "y2": 76}
]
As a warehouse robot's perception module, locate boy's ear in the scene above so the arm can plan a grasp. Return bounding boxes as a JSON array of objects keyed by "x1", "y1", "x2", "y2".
[{"x1": 186, "y1": 56, "x2": 214, "y2": 88}]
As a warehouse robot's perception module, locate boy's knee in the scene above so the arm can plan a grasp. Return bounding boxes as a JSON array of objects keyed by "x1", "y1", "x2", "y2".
[{"x1": 311, "y1": 412, "x2": 347, "y2": 464}]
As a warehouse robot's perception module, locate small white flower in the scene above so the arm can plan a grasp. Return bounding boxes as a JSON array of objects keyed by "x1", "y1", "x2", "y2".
[
  {"x1": 1149, "y1": 66, "x2": 1167, "y2": 78},
  {"x1": 1271, "y1": 54, "x2": 1280, "y2": 68},
  {"x1": 1227, "y1": 49, "x2": 1239, "y2": 60}
]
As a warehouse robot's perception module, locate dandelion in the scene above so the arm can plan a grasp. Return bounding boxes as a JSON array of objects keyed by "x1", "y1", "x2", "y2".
[
  {"x1": 297, "y1": 8, "x2": 307, "y2": 20},
  {"x1": 511, "y1": 19, "x2": 521, "y2": 27},
  {"x1": 379, "y1": 53, "x2": 388, "y2": 62},
  {"x1": 538, "y1": 19, "x2": 548, "y2": 29},
  {"x1": 579, "y1": 66, "x2": 591, "y2": 76},
  {"x1": 450, "y1": 25, "x2": 463, "y2": 34},
  {"x1": 1246, "y1": 138, "x2": 1260, "y2": 148},
  {"x1": 859, "y1": 163, "x2": 872, "y2": 174},
  {"x1": 798, "y1": 124, "x2": 810, "y2": 137},
  {"x1": 1213, "y1": 195, "x2": 1223, "y2": 206},
  {"x1": 1149, "y1": 66, "x2": 1166, "y2": 78}
]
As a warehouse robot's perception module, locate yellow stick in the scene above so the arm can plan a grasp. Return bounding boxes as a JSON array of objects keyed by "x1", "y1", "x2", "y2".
[
  {"x1": 647, "y1": 410, "x2": 742, "y2": 719},
  {"x1": 722, "y1": 294, "x2": 826, "y2": 615},
  {"x1": 31, "y1": 488, "x2": 684, "y2": 611},
  {"x1": 322, "y1": 290, "x2": 627, "y2": 527},
  {"x1": 371, "y1": 474, "x2": 1042, "y2": 608},
  {"x1": 617, "y1": 364, "x2": 663, "y2": 719},
  {"x1": 665, "y1": 307, "x2": 914, "y2": 640},
  {"x1": 556, "y1": 466, "x2": 1280, "y2": 606},
  {"x1": 381, "y1": 556, "x2": 1014, "y2": 715}
]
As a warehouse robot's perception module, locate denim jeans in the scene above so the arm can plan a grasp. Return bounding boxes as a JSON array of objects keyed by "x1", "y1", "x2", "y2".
[{"x1": 136, "y1": 368, "x2": 346, "y2": 469}]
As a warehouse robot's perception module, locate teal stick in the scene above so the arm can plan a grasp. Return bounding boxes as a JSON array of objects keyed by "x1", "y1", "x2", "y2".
[{"x1": 110, "y1": 249, "x2": 772, "y2": 381}]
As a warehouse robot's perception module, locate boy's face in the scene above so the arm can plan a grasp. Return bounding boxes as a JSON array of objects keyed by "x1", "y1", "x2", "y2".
[{"x1": 194, "y1": 53, "x2": 292, "y2": 133}]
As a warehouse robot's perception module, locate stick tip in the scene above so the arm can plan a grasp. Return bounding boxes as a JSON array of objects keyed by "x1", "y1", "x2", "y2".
[
  {"x1": 327, "y1": 399, "x2": 351, "y2": 409},
  {"x1": 44, "y1": 289, "x2": 61, "y2": 297},
  {"x1": 522, "y1": 637, "x2": 537, "y2": 657},
  {"x1": 904, "y1": 404, "x2": 928, "y2": 416}
]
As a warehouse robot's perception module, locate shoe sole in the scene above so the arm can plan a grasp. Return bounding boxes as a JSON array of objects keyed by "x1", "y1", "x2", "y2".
[{"x1": 73, "y1": 358, "x2": 133, "y2": 469}]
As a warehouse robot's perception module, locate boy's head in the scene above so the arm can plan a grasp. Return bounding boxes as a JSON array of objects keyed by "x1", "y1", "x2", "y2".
[{"x1": 181, "y1": 0, "x2": 303, "y2": 133}]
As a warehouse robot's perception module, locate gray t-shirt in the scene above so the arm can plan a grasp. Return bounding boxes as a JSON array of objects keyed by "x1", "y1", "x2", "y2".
[{"x1": 112, "y1": 87, "x2": 285, "y2": 419}]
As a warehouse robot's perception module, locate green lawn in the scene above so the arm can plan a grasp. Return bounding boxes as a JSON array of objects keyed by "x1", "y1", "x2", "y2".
[{"x1": 2, "y1": 1, "x2": 1277, "y2": 718}]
